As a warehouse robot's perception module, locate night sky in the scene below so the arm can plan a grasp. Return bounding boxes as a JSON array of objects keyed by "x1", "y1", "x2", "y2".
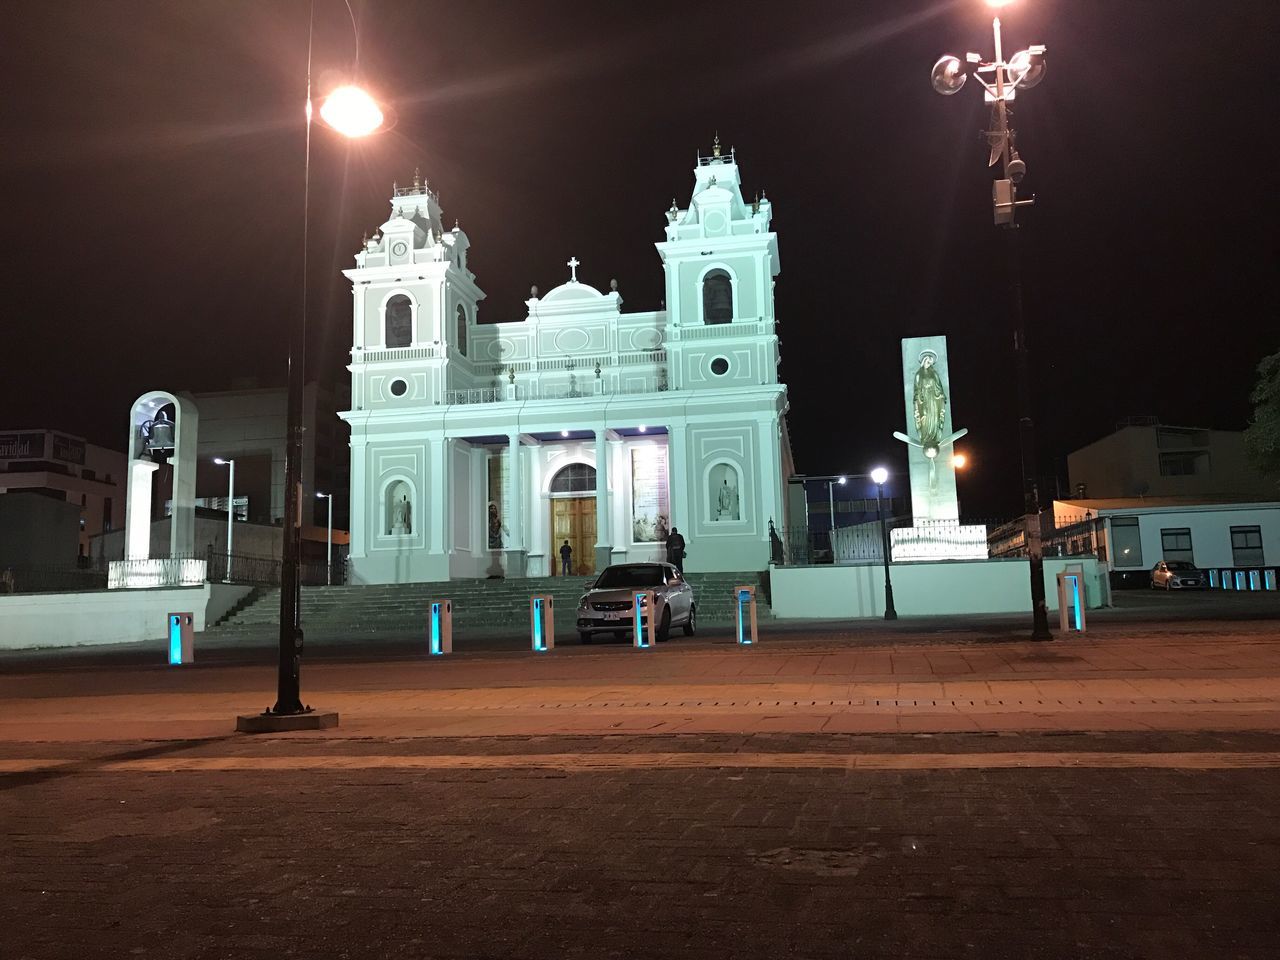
[{"x1": 4, "y1": 1, "x2": 1276, "y2": 519}]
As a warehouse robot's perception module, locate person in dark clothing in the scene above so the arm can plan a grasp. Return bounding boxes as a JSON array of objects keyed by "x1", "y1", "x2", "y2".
[
  {"x1": 665, "y1": 527, "x2": 687, "y2": 572},
  {"x1": 560, "y1": 540, "x2": 573, "y2": 576}
]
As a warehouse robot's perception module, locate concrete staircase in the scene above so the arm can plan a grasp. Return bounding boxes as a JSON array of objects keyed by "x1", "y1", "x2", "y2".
[{"x1": 204, "y1": 571, "x2": 772, "y2": 641}]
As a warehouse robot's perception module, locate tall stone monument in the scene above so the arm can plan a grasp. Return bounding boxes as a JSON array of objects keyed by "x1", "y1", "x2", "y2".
[{"x1": 891, "y1": 335, "x2": 987, "y2": 560}]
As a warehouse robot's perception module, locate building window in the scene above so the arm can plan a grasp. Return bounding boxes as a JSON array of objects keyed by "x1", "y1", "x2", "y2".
[
  {"x1": 702, "y1": 270, "x2": 733, "y2": 324},
  {"x1": 456, "y1": 304, "x2": 468, "y2": 356},
  {"x1": 1160, "y1": 527, "x2": 1194, "y2": 564},
  {"x1": 1230, "y1": 526, "x2": 1264, "y2": 566},
  {"x1": 549, "y1": 463, "x2": 596, "y2": 494},
  {"x1": 710, "y1": 356, "x2": 730, "y2": 376},
  {"x1": 1111, "y1": 516, "x2": 1143, "y2": 567},
  {"x1": 1159, "y1": 451, "x2": 1209, "y2": 476},
  {"x1": 389, "y1": 378, "x2": 408, "y2": 398},
  {"x1": 385, "y1": 294, "x2": 412, "y2": 347}
]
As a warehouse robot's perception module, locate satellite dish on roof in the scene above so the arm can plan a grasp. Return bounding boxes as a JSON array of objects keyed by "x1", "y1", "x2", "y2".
[{"x1": 931, "y1": 55, "x2": 968, "y2": 95}]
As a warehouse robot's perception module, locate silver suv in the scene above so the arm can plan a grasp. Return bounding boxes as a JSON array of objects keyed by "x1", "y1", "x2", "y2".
[{"x1": 576, "y1": 562, "x2": 696, "y2": 643}]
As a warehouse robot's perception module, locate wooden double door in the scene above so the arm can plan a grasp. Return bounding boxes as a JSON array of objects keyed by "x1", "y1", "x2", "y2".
[{"x1": 551, "y1": 496, "x2": 596, "y2": 576}]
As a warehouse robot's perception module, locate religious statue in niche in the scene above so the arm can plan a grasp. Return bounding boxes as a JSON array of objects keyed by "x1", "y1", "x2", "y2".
[
  {"x1": 709, "y1": 464, "x2": 741, "y2": 521},
  {"x1": 391, "y1": 494, "x2": 413, "y2": 535},
  {"x1": 488, "y1": 501, "x2": 505, "y2": 549},
  {"x1": 912, "y1": 350, "x2": 947, "y2": 453}
]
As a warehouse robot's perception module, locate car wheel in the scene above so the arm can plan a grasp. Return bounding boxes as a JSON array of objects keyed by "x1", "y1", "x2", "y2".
[
  {"x1": 683, "y1": 604, "x2": 697, "y2": 637},
  {"x1": 580, "y1": 632, "x2": 592, "y2": 644},
  {"x1": 657, "y1": 607, "x2": 672, "y2": 642}
]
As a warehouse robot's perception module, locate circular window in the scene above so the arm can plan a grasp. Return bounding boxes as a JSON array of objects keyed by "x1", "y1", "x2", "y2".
[
  {"x1": 391, "y1": 241, "x2": 408, "y2": 257},
  {"x1": 389, "y1": 378, "x2": 408, "y2": 397},
  {"x1": 710, "y1": 357, "x2": 730, "y2": 376}
]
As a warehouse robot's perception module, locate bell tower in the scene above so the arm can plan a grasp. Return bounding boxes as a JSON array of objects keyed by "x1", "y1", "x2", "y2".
[
  {"x1": 656, "y1": 138, "x2": 781, "y2": 392},
  {"x1": 342, "y1": 170, "x2": 485, "y2": 413}
]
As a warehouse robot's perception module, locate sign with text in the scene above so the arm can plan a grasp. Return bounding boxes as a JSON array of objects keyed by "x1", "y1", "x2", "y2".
[
  {"x1": 630, "y1": 446, "x2": 670, "y2": 543},
  {"x1": 0, "y1": 432, "x2": 46, "y2": 461}
]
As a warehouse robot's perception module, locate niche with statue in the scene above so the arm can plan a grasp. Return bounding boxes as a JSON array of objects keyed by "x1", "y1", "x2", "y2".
[
  {"x1": 385, "y1": 479, "x2": 414, "y2": 536},
  {"x1": 708, "y1": 462, "x2": 742, "y2": 522}
]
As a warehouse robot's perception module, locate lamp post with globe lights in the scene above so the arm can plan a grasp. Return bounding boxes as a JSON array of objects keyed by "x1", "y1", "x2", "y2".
[
  {"x1": 870, "y1": 467, "x2": 898, "y2": 620},
  {"x1": 269, "y1": 4, "x2": 388, "y2": 721},
  {"x1": 213, "y1": 458, "x2": 235, "y2": 580},
  {"x1": 931, "y1": 0, "x2": 1052, "y2": 640}
]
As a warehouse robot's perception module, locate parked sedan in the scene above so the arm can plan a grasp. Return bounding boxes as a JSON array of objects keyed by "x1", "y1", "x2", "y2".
[
  {"x1": 576, "y1": 562, "x2": 696, "y2": 642},
  {"x1": 1150, "y1": 560, "x2": 1206, "y2": 590}
]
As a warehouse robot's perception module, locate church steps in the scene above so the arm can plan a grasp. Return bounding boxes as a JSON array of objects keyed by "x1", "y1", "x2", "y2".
[{"x1": 207, "y1": 572, "x2": 771, "y2": 635}]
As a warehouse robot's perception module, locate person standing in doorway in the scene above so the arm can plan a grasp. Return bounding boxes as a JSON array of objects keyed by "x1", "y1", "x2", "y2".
[
  {"x1": 666, "y1": 527, "x2": 687, "y2": 573},
  {"x1": 560, "y1": 539, "x2": 573, "y2": 576}
]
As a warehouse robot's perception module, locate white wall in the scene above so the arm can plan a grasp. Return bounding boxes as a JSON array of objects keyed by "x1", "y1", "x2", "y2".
[
  {"x1": 770, "y1": 557, "x2": 1104, "y2": 619},
  {"x1": 0, "y1": 583, "x2": 253, "y2": 651},
  {"x1": 1129, "y1": 506, "x2": 1280, "y2": 571}
]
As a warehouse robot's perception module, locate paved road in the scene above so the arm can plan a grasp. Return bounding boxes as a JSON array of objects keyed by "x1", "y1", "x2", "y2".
[{"x1": 2, "y1": 621, "x2": 1279, "y2": 958}]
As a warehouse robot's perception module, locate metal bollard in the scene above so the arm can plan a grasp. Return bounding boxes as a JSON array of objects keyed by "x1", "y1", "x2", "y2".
[
  {"x1": 735, "y1": 585, "x2": 758, "y2": 645},
  {"x1": 530, "y1": 595, "x2": 555, "y2": 652},
  {"x1": 167, "y1": 612, "x2": 194, "y2": 665},
  {"x1": 633, "y1": 590, "x2": 656, "y2": 648},
  {"x1": 1249, "y1": 570, "x2": 1261, "y2": 591},
  {"x1": 1266, "y1": 570, "x2": 1277, "y2": 592},
  {"x1": 1056, "y1": 568, "x2": 1086, "y2": 633},
  {"x1": 1235, "y1": 571, "x2": 1247, "y2": 591},
  {"x1": 429, "y1": 600, "x2": 453, "y2": 655},
  {"x1": 1208, "y1": 569, "x2": 1219, "y2": 588}
]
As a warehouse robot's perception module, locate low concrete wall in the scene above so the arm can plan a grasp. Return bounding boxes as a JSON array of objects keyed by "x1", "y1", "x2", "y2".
[
  {"x1": 770, "y1": 557, "x2": 1104, "y2": 619},
  {"x1": 0, "y1": 583, "x2": 253, "y2": 651}
]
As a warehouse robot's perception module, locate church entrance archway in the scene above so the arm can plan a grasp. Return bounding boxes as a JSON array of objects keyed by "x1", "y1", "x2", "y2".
[{"x1": 549, "y1": 464, "x2": 597, "y2": 576}]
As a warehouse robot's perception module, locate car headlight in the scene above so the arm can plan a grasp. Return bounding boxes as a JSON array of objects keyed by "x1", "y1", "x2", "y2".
[{"x1": 577, "y1": 595, "x2": 589, "y2": 608}]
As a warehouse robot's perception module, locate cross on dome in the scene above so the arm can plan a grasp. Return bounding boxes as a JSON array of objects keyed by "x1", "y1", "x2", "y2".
[{"x1": 567, "y1": 256, "x2": 580, "y2": 283}]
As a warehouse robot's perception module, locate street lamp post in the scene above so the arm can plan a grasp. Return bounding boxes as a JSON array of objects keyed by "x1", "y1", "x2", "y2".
[
  {"x1": 271, "y1": 5, "x2": 386, "y2": 718},
  {"x1": 931, "y1": 0, "x2": 1052, "y2": 640},
  {"x1": 213, "y1": 457, "x2": 235, "y2": 581},
  {"x1": 316, "y1": 492, "x2": 334, "y2": 586},
  {"x1": 870, "y1": 467, "x2": 898, "y2": 620},
  {"x1": 825, "y1": 475, "x2": 847, "y2": 560}
]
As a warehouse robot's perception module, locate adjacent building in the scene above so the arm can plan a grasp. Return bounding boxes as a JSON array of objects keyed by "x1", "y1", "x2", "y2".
[
  {"x1": 0, "y1": 429, "x2": 126, "y2": 557},
  {"x1": 1067, "y1": 419, "x2": 1276, "y2": 501},
  {"x1": 340, "y1": 145, "x2": 793, "y2": 584}
]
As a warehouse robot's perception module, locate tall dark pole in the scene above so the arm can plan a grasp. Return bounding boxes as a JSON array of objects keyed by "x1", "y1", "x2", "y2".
[
  {"x1": 1006, "y1": 224, "x2": 1052, "y2": 640},
  {"x1": 272, "y1": 6, "x2": 315, "y2": 716},
  {"x1": 876, "y1": 482, "x2": 897, "y2": 620}
]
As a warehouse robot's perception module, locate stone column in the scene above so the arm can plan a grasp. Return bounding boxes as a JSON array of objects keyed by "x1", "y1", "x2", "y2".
[
  {"x1": 348, "y1": 438, "x2": 368, "y2": 558},
  {"x1": 594, "y1": 429, "x2": 611, "y2": 572},
  {"x1": 429, "y1": 437, "x2": 447, "y2": 555},
  {"x1": 505, "y1": 432, "x2": 526, "y2": 576},
  {"x1": 669, "y1": 423, "x2": 689, "y2": 542}
]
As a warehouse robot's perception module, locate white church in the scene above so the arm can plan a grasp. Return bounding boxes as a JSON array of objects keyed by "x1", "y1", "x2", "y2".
[{"x1": 339, "y1": 141, "x2": 795, "y2": 584}]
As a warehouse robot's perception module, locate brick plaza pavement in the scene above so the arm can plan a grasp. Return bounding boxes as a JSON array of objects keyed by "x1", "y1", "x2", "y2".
[{"x1": 2, "y1": 619, "x2": 1279, "y2": 958}]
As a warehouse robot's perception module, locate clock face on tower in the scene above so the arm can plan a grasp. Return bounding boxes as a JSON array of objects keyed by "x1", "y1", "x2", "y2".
[{"x1": 391, "y1": 241, "x2": 408, "y2": 257}]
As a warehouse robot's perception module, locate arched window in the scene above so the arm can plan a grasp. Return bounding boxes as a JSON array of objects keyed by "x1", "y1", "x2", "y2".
[
  {"x1": 456, "y1": 303, "x2": 468, "y2": 356},
  {"x1": 385, "y1": 295, "x2": 412, "y2": 348},
  {"x1": 549, "y1": 463, "x2": 596, "y2": 494},
  {"x1": 702, "y1": 270, "x2": 733, "y2": 324}
]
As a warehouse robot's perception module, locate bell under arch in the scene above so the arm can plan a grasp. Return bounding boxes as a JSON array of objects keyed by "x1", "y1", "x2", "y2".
[{"x1": 701, "y1": 269, "x2": 733, "y2": 324}]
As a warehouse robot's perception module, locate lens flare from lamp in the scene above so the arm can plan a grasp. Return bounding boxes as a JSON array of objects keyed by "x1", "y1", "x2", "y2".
[
  {"x1": 954, "y1": 453, "x2": 968, "y2": 469},
  {"x1": 985, "y1": 0, "x2": 1017, "y2": 7},
  {"x1": 930, "y1": 55, "x2": 968, "y2": 95},
  {"x1": 319, "y1": 85, "x2": 384, "y2": 138},
  {"x1": 870, "y1": 467, "x2": 889, "y2": 486}
]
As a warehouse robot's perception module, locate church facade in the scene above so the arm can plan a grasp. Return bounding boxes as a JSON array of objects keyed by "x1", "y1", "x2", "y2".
[{"x1": 339, "y1": 144, "x2": 793, "y2": 584}]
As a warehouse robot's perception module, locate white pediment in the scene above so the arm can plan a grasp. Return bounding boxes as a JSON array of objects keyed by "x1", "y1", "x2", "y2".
[{"x1": 541, "y1": 281, "x2": 607, "y2": 302}]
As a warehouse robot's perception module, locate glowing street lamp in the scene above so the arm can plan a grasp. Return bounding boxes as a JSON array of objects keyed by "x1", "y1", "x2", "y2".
[
  {"x1": 316, "y1": 492, "x2": 334, "y2": 586},
  {"x1": 270, "y1": 10, "x2": 388, "y2": 721},
  {"x1": 213, "y1": 457, "x2": 235, "y2": 581},
  {"x1": 953, "y1": 452, "x2": 968, "y2": 470},
  {"x1": 870, "y1": 467, "x2": 897, "y2": 620},
  {"x1": 931, "y1": 2, "x2": 1051, "y2": 640}
]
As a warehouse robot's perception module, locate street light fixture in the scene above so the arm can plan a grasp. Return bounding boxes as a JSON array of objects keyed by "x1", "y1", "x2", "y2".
[
  {"x1": 932, "y1": 2, "x2": 1052, "y2": 640},
  {"x1": 870, "y1": 466, "x2": 898, "y2": 620},
  {"x1": 271, "y1": 5, "x2": 388, "y2": 719},
  {"x1": 213, "y1": 458, "x2": 235, "y2": 581},
  {"x1": 316, "y1": 492, "x2": 334, "y2": 586}
]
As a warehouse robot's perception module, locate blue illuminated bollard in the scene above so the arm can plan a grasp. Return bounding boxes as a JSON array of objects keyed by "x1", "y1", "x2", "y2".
[
  {"x1": 1055, "y1": 570, "x2": 1086, "y2": 633},
  {"x1": 1222, "y1": 570, "x2": 1233, "y2": 590},
  {"x1": 1208, "y1": 569, "x2": 1218, "y2": 588},
  {"x1": 1249, "y1": 570, "x2": 1261, "y2": 591},
  {"x1": 530, "y1": 595, "x2": 555, "y2": 652},
  {"x1": 1266, "y1": 570, "x2": 1277, "y2": 592},
  {"x1": 1235, "y1": 571, "x2": 1247, "y2": 591},
  {"x1": 735, "y1": 585, "x2": 758, "y2": 646},
  {"x1": 633, "y1": 590, "x2": 656, "y2": 648},
  {"x1": 167, "y1": 611, "x2": 194, "y2": 665},
  {"x1": 429, "y1": 600, "x2": 452, "y2": 655}
]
